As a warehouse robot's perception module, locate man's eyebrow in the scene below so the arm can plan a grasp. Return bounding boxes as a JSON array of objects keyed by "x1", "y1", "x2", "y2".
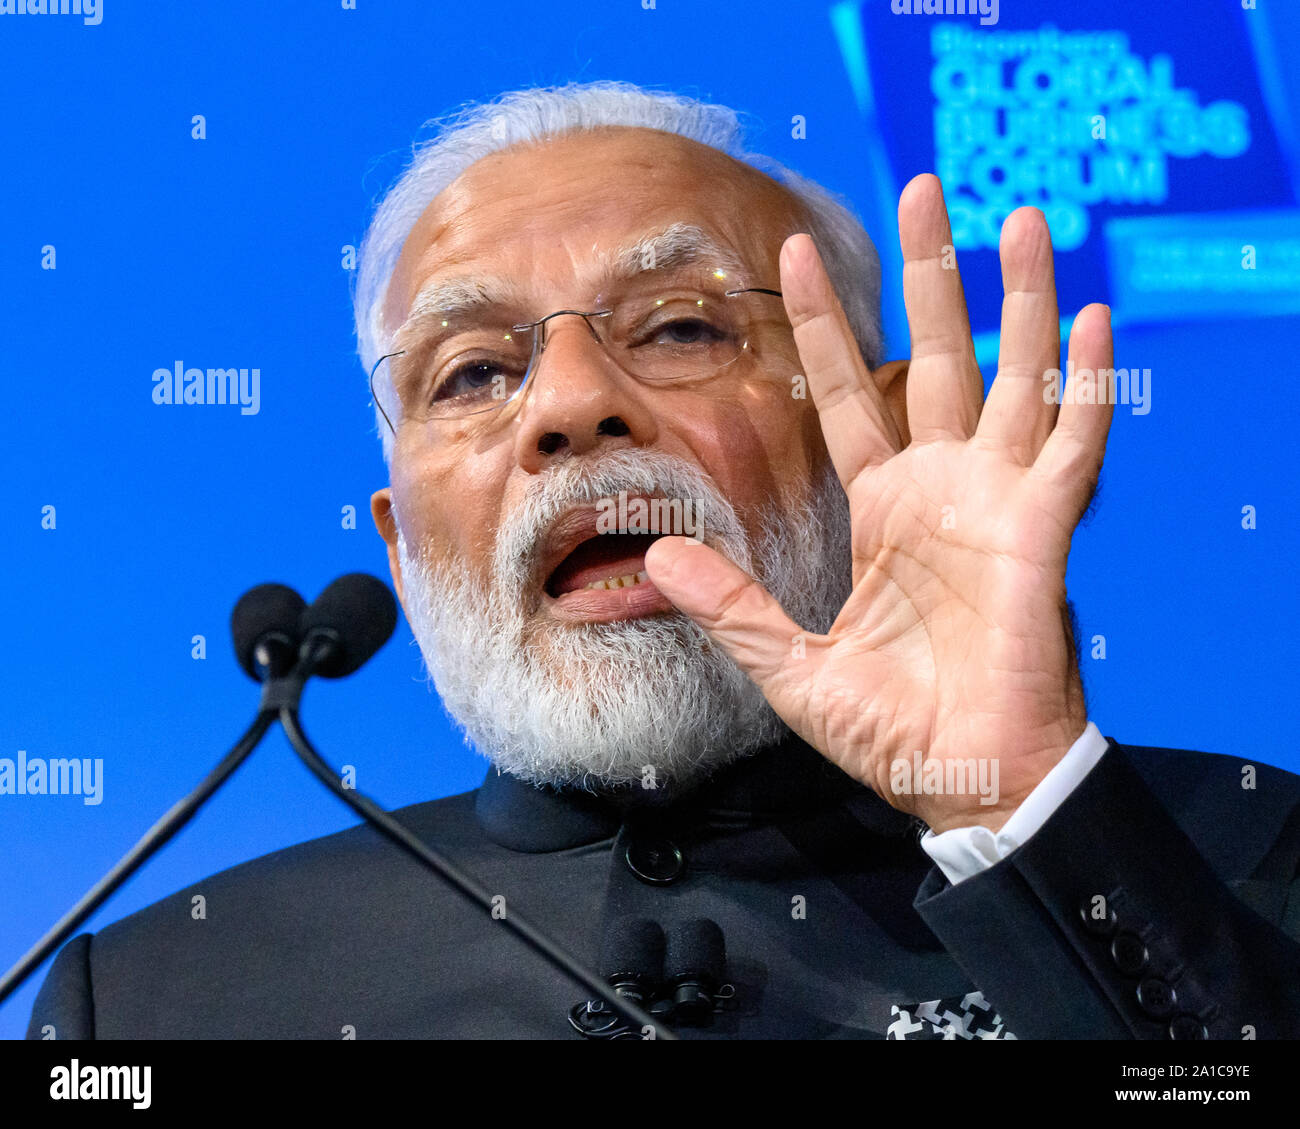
[
  {"x1": 394, "y1": 276, "x2": 523, "y2": 349},
  {"x1": 602, "y1": 223, "x2": 749, "y2": 279},
  {"x1": 391, "y1": 223, "x2": 752, "y2": 347}
]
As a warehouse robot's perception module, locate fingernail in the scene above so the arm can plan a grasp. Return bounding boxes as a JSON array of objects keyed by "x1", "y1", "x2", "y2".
[{"x1": 780, "y1": 236, "x2": 803, "y2": 274}]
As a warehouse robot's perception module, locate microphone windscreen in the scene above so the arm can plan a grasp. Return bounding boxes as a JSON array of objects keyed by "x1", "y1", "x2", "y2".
[
  {"x1": 300, "y1": 573, "x2": 398, "y2": 677},
  {"x1": 230, "y1": 583, "x2": 307, "y2": 680},
  {"x1": 599, "y1": 917, "x2": 666, "y2": 984},
  {"x1": 665, "y1": 918, "x2": 726, "y2": 984}
]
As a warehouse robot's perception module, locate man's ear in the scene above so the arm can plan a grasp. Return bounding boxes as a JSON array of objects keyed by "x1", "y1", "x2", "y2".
[
  {"x1": 370, "y1": 488, "x2": 405, "y2": 609},
  {"x1": 872, "y1": 359, "x2": 911, "y2": 448}
]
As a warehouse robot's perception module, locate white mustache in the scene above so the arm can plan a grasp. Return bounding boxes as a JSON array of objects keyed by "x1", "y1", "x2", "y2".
[{"x1": 491, "y1": 448, "x2": 751, "y2": 597}]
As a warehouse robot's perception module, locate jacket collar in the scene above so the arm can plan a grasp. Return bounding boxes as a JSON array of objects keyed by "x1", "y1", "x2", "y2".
[{"x1": 475, "y1": 733, "x2": 914, "y2": 852}]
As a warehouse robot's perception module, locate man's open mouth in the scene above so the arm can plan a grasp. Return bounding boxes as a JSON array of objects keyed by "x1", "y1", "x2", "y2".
[
  {"x1": 545, "y1": 531, "x2": 664, "y2": 596},
  {"x1": 535, "y1": 502, "x2": 679, "y2": 622}
]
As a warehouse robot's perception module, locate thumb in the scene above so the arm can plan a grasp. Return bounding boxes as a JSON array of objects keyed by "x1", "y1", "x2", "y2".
[{"x1": 644, "y1": 535, "x2": 813, "y2": 700}]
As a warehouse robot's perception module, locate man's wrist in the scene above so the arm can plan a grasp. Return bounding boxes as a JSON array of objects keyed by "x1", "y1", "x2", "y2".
[{"x1": 919, "y1": 721, "x2": 1111, "y2": 885}]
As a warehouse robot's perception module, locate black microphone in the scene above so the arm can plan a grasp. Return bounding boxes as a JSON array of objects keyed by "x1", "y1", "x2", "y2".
[
  {"x1": 253, "y1": 574, "x2": 397, "y2": 714},
  {"x1": 296, "y1": 572, "x2": 398, "y2": 677},
  {"x1": 664, "y1": 918, "x2": 726, "y2": 1023},
  {"x1": 231, "y1": 582, "x2": 307, "y2": 681},
  {"x1": 569, "y1": 917, "x2": 666, "y2": 1037},
  {"x1": 600, "y1": 917, "x2": 666, "y2": 1007}
]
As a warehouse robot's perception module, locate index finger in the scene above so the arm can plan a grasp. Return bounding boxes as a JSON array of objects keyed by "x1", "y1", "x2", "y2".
[{"x1": 780, "y1": 233, "x2": 902, "y2": 486}]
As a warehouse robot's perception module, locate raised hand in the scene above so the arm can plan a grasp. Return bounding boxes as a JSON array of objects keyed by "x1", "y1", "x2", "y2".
[{"x1": 646, "y1": 174, "x2": 1114, "y2": 834}]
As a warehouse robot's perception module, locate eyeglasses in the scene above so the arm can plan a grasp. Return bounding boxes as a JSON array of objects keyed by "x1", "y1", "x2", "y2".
[{"x1": 370, "y1": 267, "x2": 785, "y2": 434}]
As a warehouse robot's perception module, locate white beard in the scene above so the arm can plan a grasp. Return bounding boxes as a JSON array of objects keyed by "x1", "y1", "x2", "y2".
[{"x1": 396, "y1": 449, "x2": 851, "y2": 791}]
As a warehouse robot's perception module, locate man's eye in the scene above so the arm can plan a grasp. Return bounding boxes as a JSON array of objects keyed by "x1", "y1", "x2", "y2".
[
  {"x1": 433, "y1": 361, "x2": 519, "y2": 402},
  {"x1": 647, "y1": 318, "x2": 729, "y2": 346}
]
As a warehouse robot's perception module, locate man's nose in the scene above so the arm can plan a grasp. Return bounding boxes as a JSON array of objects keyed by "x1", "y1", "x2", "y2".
[{"x1": 512, "y1": 315, "x2": 657, "y2": 473}]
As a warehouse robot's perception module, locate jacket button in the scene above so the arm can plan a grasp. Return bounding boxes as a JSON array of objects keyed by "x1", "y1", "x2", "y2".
[
  {"x1": 625, "y1": 836, "x2": 685, "y2": 885},
  {"x1": 1137, "y1": 978, "x2": 1177, "y2": 1019},
  {"x1": 1169, "y1": 1015, "x2": 1208, "y2": 1040},
  {"x1": 1078, "y1": 899, "x2": 1117, "y2": 937},
  {"x1": 1110, "y1": 931, "x2": 1149, "y2": 976}
]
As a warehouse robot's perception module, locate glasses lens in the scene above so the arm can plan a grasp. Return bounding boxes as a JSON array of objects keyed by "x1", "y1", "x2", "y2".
[
  {"x1": 385, "y1": 317, "x2": 534, "y2": 421},
  {"x1": 604, "y1": 270, "x2": 767, "y2": 383}
]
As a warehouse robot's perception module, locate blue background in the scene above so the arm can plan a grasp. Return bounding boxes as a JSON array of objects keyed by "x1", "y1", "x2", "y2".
[{"x1": 2, "y1": 0, "x2": 1297, "y2": 1039}]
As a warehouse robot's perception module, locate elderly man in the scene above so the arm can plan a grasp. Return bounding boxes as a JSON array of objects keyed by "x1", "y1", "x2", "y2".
[{"x1": 29, "y1": 81, "x2": 1300, "y2": 1040}]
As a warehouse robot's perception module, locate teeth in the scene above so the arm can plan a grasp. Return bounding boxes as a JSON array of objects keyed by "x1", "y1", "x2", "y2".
[{"x1": 585, "y1": 569, "x2": 650, "y2": 592}]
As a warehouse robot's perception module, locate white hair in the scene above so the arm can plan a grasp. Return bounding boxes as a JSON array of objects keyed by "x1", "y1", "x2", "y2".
[{"x1": 353, "y1": 80, "x2": 885, "y2": 462}]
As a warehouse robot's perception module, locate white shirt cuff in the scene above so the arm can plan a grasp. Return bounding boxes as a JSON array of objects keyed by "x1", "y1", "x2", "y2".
[{"x1": 918, "y1": 722, "x2": 1110, "y2": 887}]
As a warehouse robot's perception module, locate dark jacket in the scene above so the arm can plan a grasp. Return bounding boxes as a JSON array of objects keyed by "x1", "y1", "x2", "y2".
[{"x1": 26, "y1": 735, "x2": 1300, "y2": 1039}]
